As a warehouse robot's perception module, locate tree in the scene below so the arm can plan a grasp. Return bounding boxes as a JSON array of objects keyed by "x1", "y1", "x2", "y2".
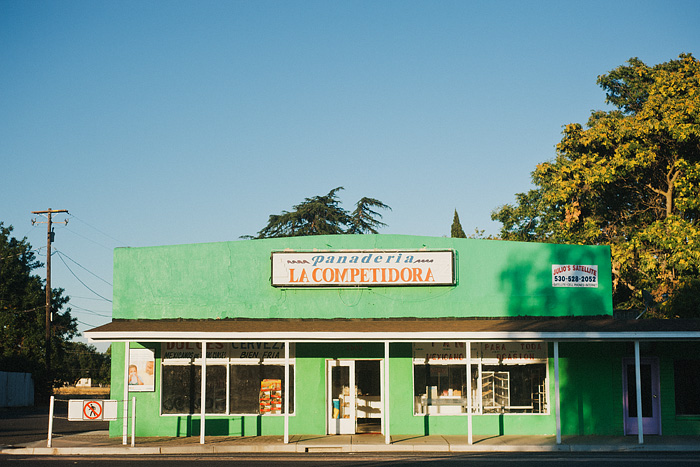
[
  {"x1": 492, "y1": 54, "x2": 700, "y2": 317},
  {"x1": 0, "y1": 222, "x2": 78, "y2": 396},
  {"x1": 56, "y1": 341, "x2": 111, "y2": 387},
  {"x1": 247, "y1": 187, "x2": 391, "y2": 238},
  {"x1": 451, "y1": 210, "x2": 467, "y2": 238}
]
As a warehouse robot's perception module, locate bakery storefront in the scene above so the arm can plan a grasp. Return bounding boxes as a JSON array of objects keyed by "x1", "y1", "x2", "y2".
[{"x1": 86, "y1": 235, "x2": 700, "y2": 443}]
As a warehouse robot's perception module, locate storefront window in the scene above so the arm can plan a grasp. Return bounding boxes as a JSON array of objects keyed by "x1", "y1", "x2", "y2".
[
  {"x1": 161, "y1": 365, "x2": 227, "y2": 414},
  {"x1": 162, "y1": 364, "x2": 196, "y2": 414},
  {"x1": 413, "y1": 364, "x2": 478, "y2": 415},
  {"x1": 674, "y1": 360, "x2": 700, "y2": 415},
  {"x1": 412, "y1": 342, "x2": 548, "y2": 415},
  {"x1": 230, "y1": 364, "x2": 294, "y2": 415},
  {"x1": 481, "y1": 364, "x2": 547, "y2": 413},
  {"x1": 160, "y1": 342, "x2": 295, "y2": 416}
]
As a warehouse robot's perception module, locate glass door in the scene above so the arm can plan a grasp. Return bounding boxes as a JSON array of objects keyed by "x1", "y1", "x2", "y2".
[
  {"x1": 327, "y1": 359, "x2": 383, "y2": 434},
  {"x1": 328, "y1": 360, "x2": 355, "y2": 434}
]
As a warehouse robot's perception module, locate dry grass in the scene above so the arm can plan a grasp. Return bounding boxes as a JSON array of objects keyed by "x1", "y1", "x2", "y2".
[{"x1": 54, "y1": 386, "x2": 111, "y2": 396}]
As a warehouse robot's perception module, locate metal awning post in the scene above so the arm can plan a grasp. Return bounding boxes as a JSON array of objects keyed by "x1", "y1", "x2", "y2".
[
  {"x1": 284, "y1": 341, "x2": 290, "y2": 444},
  {"x1": 123, "y1": 341, "x2": 129, "y2": 445},
  {"x1": 466, "y1": 341, "x2": 472, "y2": 445},
  {"x1": 554, "y1": 341, "x2": 561, "y2": 445},
  {"x1": 634, "y1": 341, "x2": 644, "y2": 445},
  {"x1": 384, "y1": 341, "x2": 390, "y2": 445},
  {"x1": 200, "y1": 341, "x2": 206, "y2": 444}
]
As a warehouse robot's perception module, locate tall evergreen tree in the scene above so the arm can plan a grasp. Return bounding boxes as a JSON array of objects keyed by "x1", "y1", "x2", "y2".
[
  {"x1": 451, "y1": 210, "x2": 467, "y2": 238},
  {"x1": 248, "y1": 187, "x2": 391, "y2": 239},
  {"x1": 347, "y1": 197, "x2": 391, "y2": 234}
]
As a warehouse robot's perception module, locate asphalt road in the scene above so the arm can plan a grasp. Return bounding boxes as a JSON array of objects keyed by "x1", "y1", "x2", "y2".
[
  {"x1": 0, "y1": 401, "x2": 108, "y2": 448},
  {"x1": 1, "y1": 452, "x2": 700, "y2": 466}
]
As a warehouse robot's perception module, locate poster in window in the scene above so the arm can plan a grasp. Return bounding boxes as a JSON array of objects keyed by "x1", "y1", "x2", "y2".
[{"x1": 129, "y1": 348, "x2": 155, "y2": 392}]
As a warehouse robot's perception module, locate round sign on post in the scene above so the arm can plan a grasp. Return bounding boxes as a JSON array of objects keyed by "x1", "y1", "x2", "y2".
[{"x1": 83, "y1": 400, "x2": 103, "y2": 420}]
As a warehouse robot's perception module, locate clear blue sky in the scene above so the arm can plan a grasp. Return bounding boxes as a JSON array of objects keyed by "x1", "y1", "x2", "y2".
[{"x1": 2, "y1": 0, "x2": 698, "y2": 350}]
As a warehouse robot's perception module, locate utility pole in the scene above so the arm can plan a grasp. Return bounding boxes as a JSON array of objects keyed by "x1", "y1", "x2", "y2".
[{"x1": 31, "y1": 208, "x2": 68, "y2": 391}]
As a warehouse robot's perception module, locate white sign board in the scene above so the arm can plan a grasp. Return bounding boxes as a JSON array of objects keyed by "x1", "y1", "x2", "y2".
[
  {"x1": 271, "y1": 250, "x2": 455, "y2": 287},
  {"x1": 552, "y1": 264, "x2": 598, "y2": 288},
  {"x1": 68, "y1": 399, "x2": 118, "y2": 421},
  {"x1": 128, "y1": 348, "x2": 155, "y2": 392}
]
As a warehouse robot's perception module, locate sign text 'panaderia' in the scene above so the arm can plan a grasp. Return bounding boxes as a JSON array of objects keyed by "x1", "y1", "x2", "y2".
[{"x1": 271, "y1": 250, "x2": 455, "y2": 287}]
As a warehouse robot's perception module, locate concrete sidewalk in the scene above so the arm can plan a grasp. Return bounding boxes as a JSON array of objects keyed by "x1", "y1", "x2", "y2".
[{"x1": 3, "y1": 431, "x2": 700, "y2": 455}]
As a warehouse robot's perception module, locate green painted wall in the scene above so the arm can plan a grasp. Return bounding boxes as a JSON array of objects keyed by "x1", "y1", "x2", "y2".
[
  {"x1": 113, "y1": 235, "x2": 613, "y2": 319},
  {"x1": 558, "y1": 342, "x2": 624, "y2": 436},
  {"x1": 107, "y1": 235, "x2": 699, "y2": 437},
  {"x1": 650, "y1": 342, "x2": 700, "y2": 436}
]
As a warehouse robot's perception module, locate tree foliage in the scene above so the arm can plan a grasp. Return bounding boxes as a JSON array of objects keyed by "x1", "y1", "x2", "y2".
[
  {"x1": 0, "y1": 222, "x2": 84, "y2": 395},
  {"x1": 451, "y1": 210, "x2": 467, "y2": 238},
  {"x1": 57, "y1": 341, "x2": 111, "y2": 387},
  {"x1": 492, "y1": 54, "x2": 700, "y2": 317},
  {"x1": 247, "y1": 187, "x2": 391, "y2": 238}
]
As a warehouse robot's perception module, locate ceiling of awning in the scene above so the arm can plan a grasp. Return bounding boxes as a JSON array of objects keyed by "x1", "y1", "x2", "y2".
[{"x1": 85, "y1": 317, "x2": 700, "y2": 342}]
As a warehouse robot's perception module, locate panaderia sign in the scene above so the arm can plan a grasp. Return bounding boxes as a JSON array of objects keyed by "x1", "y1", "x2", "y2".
[{"x1": 271, "y1": 250, "x2": 455, "y2": 287}]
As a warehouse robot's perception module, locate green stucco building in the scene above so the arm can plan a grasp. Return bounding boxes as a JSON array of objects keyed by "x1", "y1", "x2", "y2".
[{"x1": 86, "y1": 235, "x2": 700, "y2": 443}]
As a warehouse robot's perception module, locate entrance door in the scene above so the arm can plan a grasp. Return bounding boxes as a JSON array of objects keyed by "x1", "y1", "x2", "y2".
[
  {"x1": 327, "y1": 359, "x2": 382, "y2": 435},
  {"x1": 623, "y1": 358, "x2": 661, "y2": 435}
]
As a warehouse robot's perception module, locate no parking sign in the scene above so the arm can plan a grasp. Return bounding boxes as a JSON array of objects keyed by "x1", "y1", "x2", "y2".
[{"x1": 68, "y1": 399, "x2": 118, "y2": 421}]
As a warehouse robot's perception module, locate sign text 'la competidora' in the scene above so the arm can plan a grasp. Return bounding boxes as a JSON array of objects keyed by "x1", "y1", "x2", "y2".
[{"x1": 271, "y1": 250, "x2": 455, "y2": 287}]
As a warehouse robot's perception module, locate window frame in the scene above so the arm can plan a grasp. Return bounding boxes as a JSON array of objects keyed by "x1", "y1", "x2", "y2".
[
  {"x1": 412, "y1": 342, "x2": 549, "y2": 416},
  {"x1": 673, "y1": 359, "x2": 700, "y2": 417},
  {"x1": 159, "y1": 346, "x2": 296, "y2": 417}
]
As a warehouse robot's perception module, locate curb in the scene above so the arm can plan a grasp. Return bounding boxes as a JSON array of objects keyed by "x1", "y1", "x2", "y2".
[{"x1": 3, "y1": 444, "x2": 700, "y2": 455}]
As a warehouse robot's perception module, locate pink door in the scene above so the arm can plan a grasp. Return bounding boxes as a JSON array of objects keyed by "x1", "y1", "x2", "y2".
[{"x1": 623, "y1": 358, "x2": 661, "y2": 435}]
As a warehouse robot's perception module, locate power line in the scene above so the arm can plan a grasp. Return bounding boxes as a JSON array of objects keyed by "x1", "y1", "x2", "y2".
[
  {"x1": 56, "y1": 250, "x2": 112, "y2": 302},
  {"x1": 63, "y1": 225, "x2": 114, "y2": 251},
  {"x1": 68, "y1": 214, "x2": 128, "y2": 246},
  {"x1": 55, "y1": 250, "x2": 112, "y2": 286},
  {"x1": 1, "y1": 306, "x2": 43, "y2": 314},
  {"x1": 69, "y1": 295, "x2": 111, "y2": 301},
  {"x1": 68, "y1": 303, "x2": 112, "y2": 318},
  {"x1": 76, "y1": 318, "x2": 99, "y2": 327}
]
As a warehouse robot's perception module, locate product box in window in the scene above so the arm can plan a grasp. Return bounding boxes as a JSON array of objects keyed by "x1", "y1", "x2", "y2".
[{"x1": 261, "y1": 379, "x2": 281, "y2": 391}]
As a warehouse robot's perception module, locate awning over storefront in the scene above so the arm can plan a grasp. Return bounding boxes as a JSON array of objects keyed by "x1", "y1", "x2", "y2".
[
  {"x1": 85, "y1": 317, "x2": 700, "y2": 342},
  {"x1": 88, "y1": 316, "x2": 700, "y2": 448}
]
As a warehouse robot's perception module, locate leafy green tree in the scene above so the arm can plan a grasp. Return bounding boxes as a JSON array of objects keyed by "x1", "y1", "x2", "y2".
[
  {"x1": 56, "y1": 341, "x2": 111, "y2": 387},
  {"x1": 248, "y1": 187, "x2": 391, "y2": 238},
  {"x1": 451, "y1": 210, "x2": 467, "y2": 238},
  {"x1": 0, "y1": 222, "x2": 78, "y2": 397},
  {"x1": 492, "y1": 54, "x2": 700, "y2": 317}
]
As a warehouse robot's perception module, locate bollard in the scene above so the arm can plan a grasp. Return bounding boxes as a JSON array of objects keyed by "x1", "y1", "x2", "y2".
[
  {"x1": 131, "y1": 396, "x2": 136, "y2": 447},
  {"x1": 47, "y1": 395, "x2": 55, "y2": 448}
]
